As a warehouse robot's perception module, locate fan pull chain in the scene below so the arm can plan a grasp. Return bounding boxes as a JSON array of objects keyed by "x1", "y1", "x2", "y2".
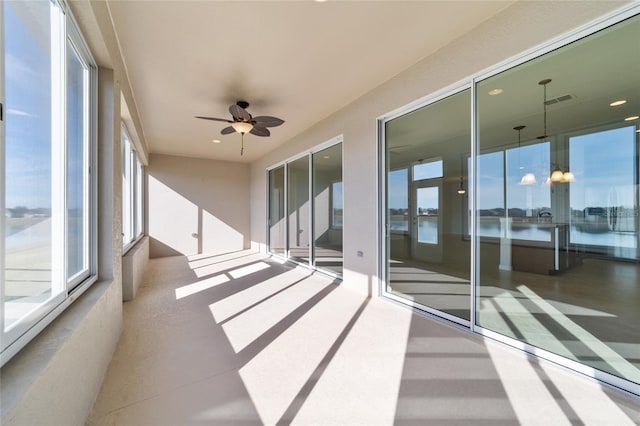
[{"x1": 240, "y1": 132, "x2": 244, "y2": 156}]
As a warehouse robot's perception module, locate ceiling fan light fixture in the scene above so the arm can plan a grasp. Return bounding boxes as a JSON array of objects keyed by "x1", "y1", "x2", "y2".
[{"x1": 231, "y1": 121, "x2": 254, "y2": 134}]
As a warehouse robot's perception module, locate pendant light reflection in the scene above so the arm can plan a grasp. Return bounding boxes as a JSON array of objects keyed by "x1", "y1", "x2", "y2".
[
  {"x1": 457, "y1": 177, "x2": 466, "y2": 195},
  {"x1": 549, "y1": 164, "x2": 575, "y2": 183},
  {"x1": 514, "y1": 125, "x2": 536, "y2": 185},
  {"x1": 537, "y1": 78, "x2": 575, "y2": 185}
]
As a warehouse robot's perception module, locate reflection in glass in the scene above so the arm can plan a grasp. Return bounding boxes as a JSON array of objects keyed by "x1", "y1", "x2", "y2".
[
  {"x1": 122, "y1": 135, "x2": 133, "y2": 245},
  {"x1": 385, "y1": 89, "x2": 471, "y2": 321},
  {"x1": 476, "y1": 15, "x2": 640, "y2": 386},
  {"x1": 413, "y1": 160, "x2": 443, "y2": 181},
  {"x1": 268, "y1": 166, "x2": 286, "y2": 256},
  {"x1": 506, "y1": 141, "x2": 551, "y2": 242},
  {"x1": 67, "y1": 41, "x2": 89, "y2": 280},
  {"x1": 388, "y1": 169, "x2": 409, "y2": 232},
  {"x1": 287, "y1": 157, "x2": 310, "y2": 265},
  {"x1": 569, "y1": 126, "x2": 637, "y2": 258},
  {"x1": 416, "y1": 187, "x2": 438, "y2": 244},
  {"x1": 4, "y1": 1, "x2": 60, "y2": 330},
  {"x1": 313, "y1": 143, "x2": 343, "y2": 276},
  {"x1": 476, "y1": 151, "x2": 504, "y2": 238}
]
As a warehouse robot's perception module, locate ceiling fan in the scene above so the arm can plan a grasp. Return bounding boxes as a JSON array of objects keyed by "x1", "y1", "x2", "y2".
[{"x1": 196, "y1": 101, "x2": 284, "y2": 155}]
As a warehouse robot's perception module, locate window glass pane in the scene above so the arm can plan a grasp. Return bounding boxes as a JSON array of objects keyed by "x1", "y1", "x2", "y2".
[
  {"x1": 476, "y1": 15, "x2": 640, "y2": 386},
  {"x1": 135, "y1": 158, "x2": 143, "y2": 238},
  {"x1": 331, "y1": 181, "x2": 343, "y2": 228},
  {"x1": 388, "y1": 169, "x2": 409, "y2": 232},
  {"x1": 121, "y1": 132, "x2": 133, "y2": 247},
  {"x1": 287, "y1": 157, "x2": 310, "y2": 265},
  {"x1": 506, "y1": 141, "x2": 551, "y2": 242},
  {"x1": 477, "y1": 151, "x2": 504, "y2": 238},
  {"x1": 3, "y1": 0, "x2": 62, "y2": 331},
  {"x1": 67, "y1": 41, "x2": 88, "y2": 280},
  {"x1": 416, "y1": 186, "x2": 438, "y2": 244},
  {"x1": 313, "y1": 143, "x2": 343, "y2": 276},
  {"x1": 569, "y1": 126, "x2": 636, "y2": 257},
  {"x1": 385, "y1": 89, "x2": 471, "y2": 321},
  {"x1": 413, "y1": 160, "x2": 443, "y2": 180},
  {"x1": 268, "y1": 166, "x2": 285, "y2": 256}
]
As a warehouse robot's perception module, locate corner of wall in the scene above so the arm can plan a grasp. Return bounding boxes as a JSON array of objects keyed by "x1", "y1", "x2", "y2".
[{"x1": 122, "y1": 236, "x2": 150, "y2": 301}]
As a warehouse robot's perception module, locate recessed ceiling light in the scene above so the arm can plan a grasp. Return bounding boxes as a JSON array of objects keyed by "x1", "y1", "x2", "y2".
[
  {"x1": 323, "y1": 155, "x2": 330, "y2": 159},
  {"x1": 211, "y1": 139, "x2": 221, "y2": 143},
  {"x1": 610, "y1": 99, "x2": 627, "y2": 107},
  {"x1": 624, "y1": 115, "x2": 639, "y2": 121},
  {"x1": 488, "y1": 89, "x2": 503, "y2": 96}
]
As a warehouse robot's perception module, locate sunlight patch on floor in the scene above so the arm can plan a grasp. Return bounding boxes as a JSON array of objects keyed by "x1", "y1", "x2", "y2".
[
  {"x1": 220, "y1": 275, "x2": 331, "y2": 353},
  {"x1": 228, "y1": 261, "x2": 270, "y2": 279},
  {"x1": 490, "y1": 292, "x2": 573, "y2": 358},
  {"x1": 190, "y1": 253, "x2": 265, "y2": 278},
  {"x1": 486, "y1": 340, "x2": 572, "y2": 426},
  {"x1": 238, "y1": 286, "x2": 365, "y2": 425},
  {"x1": 175, "y1": 274, "x2": 230, "y2": 300},
  {"x1": 518, "y1": 285, "x2": 640, "y2": 385},
  {"x1": 208, "y1": 267, "x2": 311, "y2": 323},
  {"x1": 291, "y1": 299, "x2": 412, "y2": 425}
]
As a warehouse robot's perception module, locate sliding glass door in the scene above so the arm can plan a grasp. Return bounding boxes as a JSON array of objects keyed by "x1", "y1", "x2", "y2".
[
  {"x1": 268, "y1": 166, "x2": 285, "y2": 257},
  {"x1": 313, "y1": 144, "x2": 343, "y2": 276},
  {"x1": 381, "y1": 11, "x2": 640, "y2": 393},
  {"x1": 287, "y1": 156, "x2": 310, "y2": 265},
  {"x1": 384, "y1": 89, "x2": 471, "y2": 322},
  {"x1": 267, "y1": 140, "x2": 343, "y2": 277}
]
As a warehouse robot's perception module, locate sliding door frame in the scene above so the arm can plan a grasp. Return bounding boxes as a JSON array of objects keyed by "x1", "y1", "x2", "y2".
[{"x1": 266, "y1": 135, "x2": 344, "y2": 279}]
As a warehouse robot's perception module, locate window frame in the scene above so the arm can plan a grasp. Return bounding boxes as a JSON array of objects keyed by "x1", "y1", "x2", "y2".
[
  {"x1": 378, "y1": 4, "x2": 640, "y2": 396},
  {"x1": 266, "y1": 136, "x2": 344, "y2": 278},
  {"x1": 1, "y1": 0, "x2": 98, "y2": 366},
  {"x1": 121, "y1": 122, "x2": 144, "y2": 253}
]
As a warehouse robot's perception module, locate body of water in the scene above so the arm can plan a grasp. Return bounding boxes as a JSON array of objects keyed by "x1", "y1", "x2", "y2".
[{"x1": 389, "y1": 217, "x2": 638, "y2": 249}]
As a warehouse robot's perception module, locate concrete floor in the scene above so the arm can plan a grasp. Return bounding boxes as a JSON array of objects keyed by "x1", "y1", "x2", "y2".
[{"x1": 88, "y1": 250, "x2": 640, "y2": 425}]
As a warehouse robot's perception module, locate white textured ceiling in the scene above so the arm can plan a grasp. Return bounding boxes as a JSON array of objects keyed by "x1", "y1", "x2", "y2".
[{"x1": 107, "y1": 0, "x2": 514, "y2": 163}]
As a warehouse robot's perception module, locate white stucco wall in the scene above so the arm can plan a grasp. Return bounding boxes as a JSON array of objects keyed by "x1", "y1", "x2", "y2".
[
  {"x1": 148, "y1": 154, "x2": 251, "y2": 258},
  {"x1": 249, "y1": 1, "x2": 632, "y2": 296}
]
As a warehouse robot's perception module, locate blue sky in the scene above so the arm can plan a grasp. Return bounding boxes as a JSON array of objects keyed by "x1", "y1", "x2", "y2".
[
  {"x1": 389, "y1": 125, "x2": 636, "y2": 212},
  {"x1": 5, "y1": 2, "x2": 86, "y2": 211},
  {"x1": 5, "y1": 1, "x2": 53, "y2": 209}
]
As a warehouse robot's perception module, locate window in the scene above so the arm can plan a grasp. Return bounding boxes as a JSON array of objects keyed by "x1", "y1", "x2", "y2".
[
  {"x1": 121, "y1": 124, "x2": 144, "y2": 250},
  {"x1": 384, "y1": 89, "x2": 471, "y2": 322},
  {"x1": 473, "y1": 141, "x2": 552, "y2": 241},
  {"x1": 2, "y1": 0, "x2": 97, "y2": 364}
]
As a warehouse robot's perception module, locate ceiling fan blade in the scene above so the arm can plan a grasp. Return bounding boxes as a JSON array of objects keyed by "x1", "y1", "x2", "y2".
[
  {"x1": 195, "y1": 116, "x2": 233, "y2": 123},
  {"x1": 229, "y1": 104, "x2": 251, "y2": 121},
  {"x1": 252, "y1": 116, "x2": 284, "y2": 128},
  {"x1": 250, "y1": 126, "x2": 270, "y2": 137},
  {"x1": 221, "y1": 126, "x2": 235, "y2": 135}
]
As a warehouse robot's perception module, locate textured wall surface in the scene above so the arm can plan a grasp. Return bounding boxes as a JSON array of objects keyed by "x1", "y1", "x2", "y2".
[
  {"x1": 249, "y1": 1, "x2": 630, "y2": 296},
  {"x1": 148, "y1": 154, "x2": 251, "y2": 258}
]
